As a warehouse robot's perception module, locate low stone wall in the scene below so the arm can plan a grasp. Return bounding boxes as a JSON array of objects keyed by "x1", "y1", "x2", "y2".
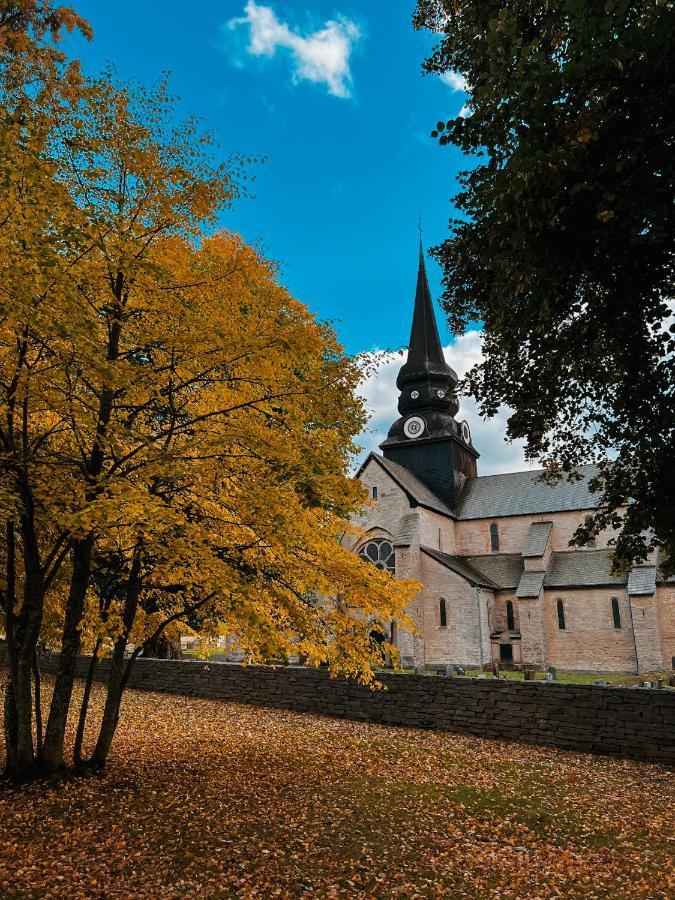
[{"x1": 32, "y1": 654, "x2": 675, "y2": 764}]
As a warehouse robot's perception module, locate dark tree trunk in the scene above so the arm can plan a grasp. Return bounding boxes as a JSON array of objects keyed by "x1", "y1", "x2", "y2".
[
  {"x1": 142, "y1": 633, "x2": 182, "y2": 659},
  {"x1": 32, "y1": 646, "x2": 43, "y2": 757},
  {"x1": 73, "y1": 639, "x2": 101, "y2": 766},
  {"x1": 3, "y1": 519, "x2": 44, "y2": 781},
  {"x1": 89, "y1": 548, "x2": 143, "y2": 769},
  {"x1": 89, "y1": 638, "x2": 125, "y2": 769},
  {"x1": 41, "y1": 536, "x2": 93, "y2": 772}
]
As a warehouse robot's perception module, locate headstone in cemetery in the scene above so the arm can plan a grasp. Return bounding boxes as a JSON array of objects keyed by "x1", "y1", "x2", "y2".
[
  {"x1": 492, "y1": 662, "x2": 500, "y2": 679},
  {"x1": 445, "y1": 664, "x2": 455, "y2": 677},
  {"x1": 546, "y1": 666, "x2": 557, "y2": 682},
  {"x1": 524, "y1": 669, "x2": 536, "y2": 681}
]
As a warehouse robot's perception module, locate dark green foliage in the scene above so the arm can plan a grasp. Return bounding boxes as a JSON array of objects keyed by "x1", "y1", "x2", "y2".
[{"x1": 415, "y1": 0, "x2": 675, "y2": 572}]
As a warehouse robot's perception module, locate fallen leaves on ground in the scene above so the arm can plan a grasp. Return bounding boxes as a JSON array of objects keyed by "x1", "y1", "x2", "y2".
[{"x1": 0, "y1": 678, "x2": 673, "y2": 898}]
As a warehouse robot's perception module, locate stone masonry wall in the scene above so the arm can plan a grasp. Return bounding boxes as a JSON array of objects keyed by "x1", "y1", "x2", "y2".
[{"x1": 35, "y1": 654, "x2": 675, "y2": 764}]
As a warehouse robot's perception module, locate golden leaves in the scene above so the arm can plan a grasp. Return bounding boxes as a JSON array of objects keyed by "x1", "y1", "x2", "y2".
[{"x1": 1, "y1": 678, "x2": 673, "y2": 898}]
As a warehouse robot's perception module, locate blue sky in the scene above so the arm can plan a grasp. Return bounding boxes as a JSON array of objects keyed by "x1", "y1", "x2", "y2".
[
  {"x1": 67, "y1": 1, "x2": 470, "y2": 356},
  {"x1": 66, "y1": 2, "x2": 531, "y2": 473}
]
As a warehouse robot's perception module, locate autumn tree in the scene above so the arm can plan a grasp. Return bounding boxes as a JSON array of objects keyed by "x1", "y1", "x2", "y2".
[
  {"x1": 415, "y1": 0, "x2": 675, "y2": 570},
  {"x1": 0, "y1": 25, "x2": 415, "y2": 781}
]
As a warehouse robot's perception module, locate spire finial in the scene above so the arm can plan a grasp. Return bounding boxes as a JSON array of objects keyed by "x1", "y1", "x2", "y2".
[{"x1": 418, "y1": 213, "x2": 423, "y2": 246}]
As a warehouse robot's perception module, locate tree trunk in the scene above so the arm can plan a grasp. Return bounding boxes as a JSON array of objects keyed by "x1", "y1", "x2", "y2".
[
  {"x1": 73, "y1": 640, "x2": 101, "y2": 766},
  {"x1": 32, "y1": 646, "x2": 43, "y2": 757},
  {"x1": 89, "y1": 638, "x2": 125, "y2": 769},
  {"x1": 142, "y1": 632, "x2": 182, "y2": 659},
  {"x1": 41, "y1": 536, "x2": 93, "y2": 772},
  {"x1": 89, "y1": 548, "x2": 143, "y2": 769},
  {"x1": 2, "y1": 520, "x2": 42, "y2": 781}
]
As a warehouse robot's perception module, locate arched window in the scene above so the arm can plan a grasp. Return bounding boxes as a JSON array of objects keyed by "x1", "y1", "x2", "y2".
[
  {"x1": 372, "y1": 486, "x2": 378, "y2": 500},
  {"x1": 506, "y1": 600, "x2": 515, "y2": 631},
  {"x1": 611, "y1": 597, "x2": 621, "y2": 629},
  {"x1": 584, "y1": 516, "x2": 596, "y2": 549},
  {"x1": 490, "y1": 523, "x2": 500, "y2": 552},
  {"x1": 439, "y1": 597, "x2": 447, "y2": 628},
  {"x1": 557, "y1": 598, "x2": 566, "y2": 630},
  {"x1": 358, "y1": 538, "x2": 395, "y2": 573}
]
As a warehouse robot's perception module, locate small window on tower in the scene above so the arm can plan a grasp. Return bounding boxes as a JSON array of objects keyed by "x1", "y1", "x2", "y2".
[
  {"x1": 439, "y1": 597, "x2": 447, "y2": 628},
  {"x1": 372, "y1": 486, "x2": 378, "y2": 500},
  {"x1": 490, "y1": 523, "x2": 500, "y2": 552},
  {"x1": 506, "y1": 600, "x2": 515, "y2": 631}
]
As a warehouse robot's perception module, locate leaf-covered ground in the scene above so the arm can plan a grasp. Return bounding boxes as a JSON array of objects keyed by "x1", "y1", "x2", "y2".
[{"x1": 0, "y1": 680, "x2": 673, "y2": 898}]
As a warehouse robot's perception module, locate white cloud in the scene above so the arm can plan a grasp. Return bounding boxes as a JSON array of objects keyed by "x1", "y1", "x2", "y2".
[
  {"x1": 439, "y1": 69, "x2": 468, "y2": 92},
  {"x1": 355, "y1": 331, "x2": 538, "y2": 476},
  {"x1": 228, "y1": 2, "x2": 361, "y2": 99}
]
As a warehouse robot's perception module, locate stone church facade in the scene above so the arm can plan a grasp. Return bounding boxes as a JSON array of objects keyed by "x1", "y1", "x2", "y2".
[{"x1": 350, "y1": 246, "x2": 675, "y2": 675}]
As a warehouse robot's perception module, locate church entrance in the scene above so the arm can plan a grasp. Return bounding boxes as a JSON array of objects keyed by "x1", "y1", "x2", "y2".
[{"x1": 499, "y1": 643, "x2": 514, "y2": 665}]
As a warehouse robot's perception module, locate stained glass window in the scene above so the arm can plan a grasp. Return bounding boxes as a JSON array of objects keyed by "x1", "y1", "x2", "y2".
[{"x1": 358, "y1": 538, "x2": 395, "y2": 573}]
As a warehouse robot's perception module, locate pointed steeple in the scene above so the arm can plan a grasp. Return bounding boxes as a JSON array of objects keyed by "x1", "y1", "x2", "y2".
[
  {"x1": 397, "y1": 240, "x2": 455, "y2": 388},
  {"x1": 379, "y1": 236, "x2": 478, "y2": 510},
  {"x1": 393, "y1": 241, "x2": 459, "y2": 418}
]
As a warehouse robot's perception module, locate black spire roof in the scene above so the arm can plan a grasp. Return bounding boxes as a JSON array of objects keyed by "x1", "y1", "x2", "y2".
[
  {"x1": 396, "y1": 240, "x2": 457, "y2": 388},
  {"x1": 379, "y1": 238, "x2": 478, "y2": 510}
]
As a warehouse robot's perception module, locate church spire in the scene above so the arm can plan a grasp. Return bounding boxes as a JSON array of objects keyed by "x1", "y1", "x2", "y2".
[
  {"x1": 379, "y1": 236, "x2": 478, "y2": 510},
  {"x1": 397, "y1": 239, "x2": 454, "y2": 389},
  {"x1": 394, "y1": 240, "x2": 459, "y2": 418}
]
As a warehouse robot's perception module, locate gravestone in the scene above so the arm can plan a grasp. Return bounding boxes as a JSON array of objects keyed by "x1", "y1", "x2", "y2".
[{"x1": 546, "y1": 666, "x2": 557, "y2": 682}]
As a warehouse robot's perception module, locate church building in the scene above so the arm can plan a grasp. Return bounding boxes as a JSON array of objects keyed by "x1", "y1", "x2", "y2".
[{"x1": 351, "y1": 246, "x2": 675, "y2": 674}]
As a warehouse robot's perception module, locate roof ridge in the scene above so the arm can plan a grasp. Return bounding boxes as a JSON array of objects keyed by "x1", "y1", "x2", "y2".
[{"x1": 466, "y1": 463, "x2": 599, "y2": 482}]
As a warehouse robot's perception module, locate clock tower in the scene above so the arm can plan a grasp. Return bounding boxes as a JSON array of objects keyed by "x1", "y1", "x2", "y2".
[{"x1": 380, "y1": 241, "x2": 479, "y2": 510}]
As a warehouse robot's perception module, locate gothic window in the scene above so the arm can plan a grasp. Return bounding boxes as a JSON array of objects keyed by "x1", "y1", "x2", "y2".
[
  {"x1": 439, "y1": 597, "x2": 447, "y2": 628},
  {"x1": 490, "y1": 523, "x2": 500, "y2": 552},
  {"x1": 557, "y1": 598, "x2": 566, "y2": 630},
  {"x1": 584, "y1": 516, "x2": 596, "y2": 549},
  {"x1": 372, "y1": 486, "x2": 378, "y2": 500},
  {"x1": 358, "y1": 538, "x2": 395, "y2": 573},
  {"x1": 506, "y1": 600, "x2": 515, "y2": 631},
  {"x1": 611, "y1": 597, "x2": 622, "y2": 629}
]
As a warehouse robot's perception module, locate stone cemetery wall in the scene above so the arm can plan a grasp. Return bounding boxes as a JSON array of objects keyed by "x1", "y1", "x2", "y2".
[{"x1": 31, "y1": 654, "x2": 675, "y2": 764}]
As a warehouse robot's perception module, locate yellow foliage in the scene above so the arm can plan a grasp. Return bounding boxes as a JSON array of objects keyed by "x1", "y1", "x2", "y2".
[{"x1": 0, "y1": 69, "x2": 416, "y2": 687}]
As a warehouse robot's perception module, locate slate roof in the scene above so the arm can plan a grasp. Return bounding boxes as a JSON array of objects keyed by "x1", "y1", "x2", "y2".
[
  {"x1": 516, "y1": 571, "x2": 546, "y2": 598},
  {"x1": 393, "y1": 512, "x2": 419, "y2": 547},
  {"x1": 456, "y1": 465, "x2": 601, "y2": 520},
  {"x1": 463, "y1": 554, "x2": 524, "y2": 590},
  {"x1": 359, "y1": 453, "x2": 455, "y2": 518},
  {"x1": 627, "y1": 567, "x2": 657, "y2": 596},
  {"x1": 523, "y1": 521, "x2": 553, "y2": 557},
  {"x1": 544, "y1": 550, "x2": 625, "y2": 589},
  {"x1": 420, "y1": 547, "x2": 499, "y2": 589}
]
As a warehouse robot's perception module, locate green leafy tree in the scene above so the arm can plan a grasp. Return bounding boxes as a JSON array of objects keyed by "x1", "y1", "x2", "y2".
[{"x1": 414, "y1": 0, "x2": 675, "y2": 571}]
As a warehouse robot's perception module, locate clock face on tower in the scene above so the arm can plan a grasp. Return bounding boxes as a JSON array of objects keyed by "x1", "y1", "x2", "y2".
[
  {"x1": 403, "y1": 416, "x2": 425, "y2": 439},
  {"x1": 410, "y1": 390, "x2": 419, "y2": 399}
]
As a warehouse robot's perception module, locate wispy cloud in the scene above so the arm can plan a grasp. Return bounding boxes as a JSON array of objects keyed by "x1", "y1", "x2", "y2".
[
  {"x1": 227, "y1": 2, "x2": 361, "y2": 99},
  {"x1": 356, "y1": 331, "x2": 536, "y2": 476},
  {"x1": 439, "y1": 69, "x2": 468, "y2": 92}
]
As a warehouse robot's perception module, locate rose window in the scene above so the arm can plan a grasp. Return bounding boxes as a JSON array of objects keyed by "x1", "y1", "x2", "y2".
[{"x1": 358, "y1": 539, "x2": 395, "y2": 573}]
